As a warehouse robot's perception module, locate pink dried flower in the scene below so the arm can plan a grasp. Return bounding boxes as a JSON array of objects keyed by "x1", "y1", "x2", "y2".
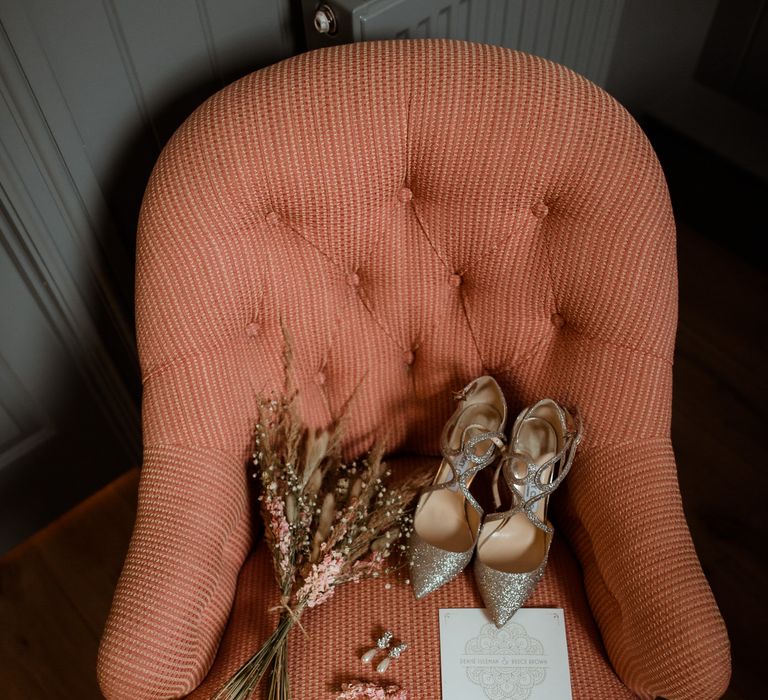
[
  {"x1": 297, "y1": 550, "x2": 344, "y2": 608},
  {"x1": 264, "y1": 497, "x2": 291, "y2": 575},
  {"x1": 336, "y1": 681, "x2": 408, "y2": 699}
]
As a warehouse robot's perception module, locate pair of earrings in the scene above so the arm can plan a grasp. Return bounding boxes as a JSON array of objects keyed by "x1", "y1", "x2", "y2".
[{"x1": 360, "y1": 630, "x2": 408, "y2": 673}]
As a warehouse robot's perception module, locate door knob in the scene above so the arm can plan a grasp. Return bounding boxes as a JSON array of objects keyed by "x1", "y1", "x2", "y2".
[{"x1": 314, "y1": 4, "x2": 337, "y2": 35}]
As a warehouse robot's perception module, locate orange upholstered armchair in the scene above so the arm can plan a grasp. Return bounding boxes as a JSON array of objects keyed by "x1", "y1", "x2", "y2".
[{"x1": 97, "y1": 40, "x2": 730, "y2": 699}]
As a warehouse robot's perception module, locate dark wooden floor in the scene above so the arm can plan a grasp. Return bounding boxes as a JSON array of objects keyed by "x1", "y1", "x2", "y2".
[
  {"x1": 672, "y1": 224, "x2": 766, "y2": 700},
  {"x1": 0, "y1": 469, "x2": 139, "y2": 699},
  {"x1": 0, "y1": 224, "x2": 763, "y2": 699}
]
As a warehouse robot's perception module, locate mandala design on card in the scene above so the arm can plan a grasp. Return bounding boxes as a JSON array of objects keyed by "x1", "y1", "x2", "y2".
[{"x1": 463, "y1": 622, "x2": 547, "y2": 700}]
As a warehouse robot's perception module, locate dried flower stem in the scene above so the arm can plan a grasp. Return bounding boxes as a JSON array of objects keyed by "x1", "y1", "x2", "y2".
[
  {"x1": 212, "y1": 614, "x2": 294, "y2": 700},
  {"x1": 214, "y1": 382, "x2": 429, "y2": 699}
]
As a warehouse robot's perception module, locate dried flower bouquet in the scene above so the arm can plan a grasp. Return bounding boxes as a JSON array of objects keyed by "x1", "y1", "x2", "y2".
[{"x1": 213, "y1": 394, "x2": 427, "y2": 700}]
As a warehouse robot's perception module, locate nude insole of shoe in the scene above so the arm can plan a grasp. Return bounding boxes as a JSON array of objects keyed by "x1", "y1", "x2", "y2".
[
  {"x1": 415, "y1": 401, "x2": 503, "y2": 553},
  {"x1": 478, "y1": 416, "x2": 558, "y2": 573}
]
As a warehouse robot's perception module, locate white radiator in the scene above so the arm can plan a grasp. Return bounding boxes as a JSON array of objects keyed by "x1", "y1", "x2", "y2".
[{"x1": 303, "y1": 0, "x2": 624, "y2": 86}]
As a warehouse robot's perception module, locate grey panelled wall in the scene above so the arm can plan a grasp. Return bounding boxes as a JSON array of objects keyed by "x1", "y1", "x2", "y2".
[
  {"x1": 606, "y1": 0, "x2": 768, "y2": 181},
  {"x1": 0, "y1": 0, "x2": 297, "y2": 552}
]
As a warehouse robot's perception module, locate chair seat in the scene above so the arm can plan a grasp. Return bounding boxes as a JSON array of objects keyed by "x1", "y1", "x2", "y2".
[{"x1": 191, "y1": 458, "x2": 634, "y2": 699}]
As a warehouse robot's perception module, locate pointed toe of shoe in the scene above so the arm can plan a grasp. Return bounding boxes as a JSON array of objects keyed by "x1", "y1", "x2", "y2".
[
  {"x1": 409, "y1": 559, "x2": 435, "y2": 600},
  {"x1": 410, "y1": 577, "x2": 433, "y2": 600},
  {"x1": 473, "y1": 558, "x2": 547, "y2": 627},
  {"x1": 408, "y1": 532, "x2": 473, "y2": 599}
]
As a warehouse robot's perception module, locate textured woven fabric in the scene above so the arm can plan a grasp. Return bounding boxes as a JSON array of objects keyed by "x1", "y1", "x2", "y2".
[{"x1": 98, "y1": 40, "x2": 730, "y2": 699}]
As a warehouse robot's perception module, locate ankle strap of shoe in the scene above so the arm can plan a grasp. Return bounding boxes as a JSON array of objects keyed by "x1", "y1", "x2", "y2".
[
  {"x1": 489, "y1": 419, "x2": 582, "y2": 534},
  {"x1": 422, "y1": 430, "x2": 505, "y2": 516}
]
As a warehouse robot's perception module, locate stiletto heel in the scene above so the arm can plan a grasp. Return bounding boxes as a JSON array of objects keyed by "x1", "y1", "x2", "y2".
[
  {"x1": 474, "y1": 398, "x2": 581, "y2": 626},
  {"x1": 408, "y1": 376, "x2": 507, "y2": 599}
]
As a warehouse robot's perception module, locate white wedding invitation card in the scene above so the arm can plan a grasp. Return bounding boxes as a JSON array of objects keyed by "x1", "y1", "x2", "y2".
[{"x1": 439, "y1": 608, "x2": 572, "y2": 700}]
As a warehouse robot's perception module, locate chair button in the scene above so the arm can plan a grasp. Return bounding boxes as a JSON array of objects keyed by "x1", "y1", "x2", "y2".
[
  {"x1": 403, "y1": 350, "x2": 415, "y2": 366},
  {"x1": 347, "y1": 272, "x2": 360, "y2": 287},
  {"x1": 532, "y1": 202, "x2": 549, "y2": 219},
  {"x1": 551, "y1": 313, "x2": 565, "y2": 329},
  {"x1": 245, "y1": 323, "x2": 259, "y2": 337},
  {"x1": 449, "y1": 273, "x2": 463, "y2": 288},
  {"x1": 398, "y1": 187, "x2": 413, "y2": 203},
  {"x1": 315, "y1": 371, "x2": 326, "y2": 386}
]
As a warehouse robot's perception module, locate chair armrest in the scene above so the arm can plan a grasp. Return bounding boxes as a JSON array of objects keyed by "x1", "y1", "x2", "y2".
[
  {"x1": 97, "y1": 443, "x2": 252, "y2": 699},
  {"x1": 560, "y1": 437, "x2": 730, "y2": 699}
]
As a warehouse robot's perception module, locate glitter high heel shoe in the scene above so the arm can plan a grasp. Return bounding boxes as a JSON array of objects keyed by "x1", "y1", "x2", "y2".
[
  {"x1": 474, "y1": 398, "x2": 581, "y2": 626},
  {"x1": 409, "y1": 376, "x2": 507, "y2": 599}
]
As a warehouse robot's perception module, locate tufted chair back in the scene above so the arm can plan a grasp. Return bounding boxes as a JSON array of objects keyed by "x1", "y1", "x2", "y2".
[{"x1": 99, "y1": 40, "x2": 730, "y2": 699}]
